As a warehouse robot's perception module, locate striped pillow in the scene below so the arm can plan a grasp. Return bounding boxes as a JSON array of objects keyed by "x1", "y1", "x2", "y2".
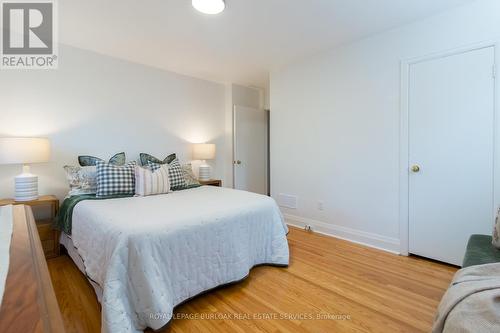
[
  {"x1": 135, "y1": 164, "x2": 170, "y2": 196},
  {"x1": 147, "y1": 158, "x2": 187, "y2": 191}
]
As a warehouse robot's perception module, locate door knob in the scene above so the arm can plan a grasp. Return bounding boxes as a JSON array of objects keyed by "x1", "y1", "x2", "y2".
[
  {"x1": 234, "y1": 160, "x2": 242, "y2": 165},
  {"x1": 411, "y1": 165, "x2": 420, "y2": 173}
]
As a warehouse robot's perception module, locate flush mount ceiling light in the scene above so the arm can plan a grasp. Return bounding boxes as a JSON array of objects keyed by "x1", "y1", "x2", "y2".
[{"x1": 192, "y1": 0, "x2": 225, "y2": 14}]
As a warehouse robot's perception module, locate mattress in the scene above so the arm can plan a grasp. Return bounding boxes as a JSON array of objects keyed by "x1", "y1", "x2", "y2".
[{"x1": 67, "y1": 186, "x2": 289, "y2": 333}]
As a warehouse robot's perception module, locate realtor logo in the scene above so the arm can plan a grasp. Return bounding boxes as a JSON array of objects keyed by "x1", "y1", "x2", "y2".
[{"x1": 1, "y1": 0, "x2": 58, "y2": 69}]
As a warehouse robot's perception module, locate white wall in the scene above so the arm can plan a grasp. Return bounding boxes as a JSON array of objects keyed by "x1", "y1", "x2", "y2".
[
  {"x1": 0, "y1": 45, "x2": 226, "y2": 200},
  {"x1": 232, "y1": 84, "x2": 262, "y2": 109},
  {"x1": 270, "y1": 0, "x2": 500, "y2": 253}
]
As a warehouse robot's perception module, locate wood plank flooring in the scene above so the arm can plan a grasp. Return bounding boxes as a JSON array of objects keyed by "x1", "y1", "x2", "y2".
[{"x1": 47, "y1": 227, "x2": 457, "y2": 333}]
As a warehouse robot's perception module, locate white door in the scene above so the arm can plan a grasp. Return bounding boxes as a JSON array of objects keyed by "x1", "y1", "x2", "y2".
[
  {"x1": 408, "y1": 46, "x2": 495, "y2": 265},
  {"x1": 233, "y1": 105, "x2": 268, "y2": 195}
]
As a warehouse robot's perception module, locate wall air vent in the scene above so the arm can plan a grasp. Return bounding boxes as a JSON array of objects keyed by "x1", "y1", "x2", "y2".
[{"x1": 278, "y1": 194, "x2": 298, "y2": 209}]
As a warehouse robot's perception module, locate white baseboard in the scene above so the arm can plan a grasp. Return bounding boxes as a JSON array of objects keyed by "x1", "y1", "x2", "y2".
[{"x1": 284, "y1": 214, "x2": 401, "y2": 254}]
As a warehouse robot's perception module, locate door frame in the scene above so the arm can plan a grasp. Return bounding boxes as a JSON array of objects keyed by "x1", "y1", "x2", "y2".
[
  {"x1": 399, "y1": 41, "x2": 498, "y2": 256},
  {"x1": 232, "y1": 105, "x2": 270, "y2": 193}
]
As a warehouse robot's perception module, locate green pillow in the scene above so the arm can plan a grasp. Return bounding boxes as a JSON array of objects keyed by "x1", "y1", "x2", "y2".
[
  {"x1": 139, "y1": 153, "x2": 176, "y2": 166},
  {"x1": 78, "y1": 152, "x2": 126, "y2": 167}
]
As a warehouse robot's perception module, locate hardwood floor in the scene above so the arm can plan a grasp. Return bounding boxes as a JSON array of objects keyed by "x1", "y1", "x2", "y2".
[{"x1": 47, "y1": 227, "x2": 457, "y2": 333}]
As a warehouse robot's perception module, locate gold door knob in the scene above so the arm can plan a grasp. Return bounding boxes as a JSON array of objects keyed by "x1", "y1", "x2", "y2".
[{"x1": 411, "y1": 165, "x2": 420, "y2": 173}]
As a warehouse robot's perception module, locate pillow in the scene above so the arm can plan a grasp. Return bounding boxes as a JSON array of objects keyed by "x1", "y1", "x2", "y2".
[
  {"x1": 493, "y1": 207, "x2": 500, "y2": 249},
  {"x1": 182, "y1": 163, "x2": 201, "y2": 186},
  {"x1": 79, "y1": 152, "x2": 126, "y2": 167},
  {"x1": 63, "y1": 165, "x2": 97, "y2": 196},
  {"x1": 139, "y1": 153, "x2": 176, "y2": 167},
  {"x1": 96, "y1": 161, "x2": 136, "y2": 197},
  {"x1": 135, "y1": 164, "x2": 170, "y2": 196},
  {"x1": 148, "y1": 158, "x2": 187, "y2": 190}
]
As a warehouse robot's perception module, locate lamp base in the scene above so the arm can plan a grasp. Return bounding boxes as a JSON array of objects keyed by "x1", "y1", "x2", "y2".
[
  {"x1": 198, "y1": 163, "x2": 211, "y2": 181},
  {"x1": 15, "y1": 169, "x2": 38, "y2": 202}
]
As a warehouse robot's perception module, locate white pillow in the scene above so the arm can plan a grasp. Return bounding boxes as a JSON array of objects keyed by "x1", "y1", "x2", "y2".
[
  {"x1": 135, "y1": 164, "x2": 170, "y2": 196},
  {"x1": 63, "y1": 165, "x2": 97, "y2": 196},
  {"x1": 182, "y1": 163, "x2": 201, "y2": 186}
]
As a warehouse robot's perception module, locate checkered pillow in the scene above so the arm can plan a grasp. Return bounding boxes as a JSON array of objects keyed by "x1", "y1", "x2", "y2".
[
  {"x1": 96, "y1": 161, "x2": 136, "y2": 197},
  {"x1": 147, "y1": 158, "x2": 187, "y2": 190}
]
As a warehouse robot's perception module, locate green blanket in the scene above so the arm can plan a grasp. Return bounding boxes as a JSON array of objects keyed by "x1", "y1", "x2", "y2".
[
  {"x1": 463, "y1": 234, "x2": 500, "y2": 268},
  {"x1": 54, "y1": 194, "x2": 132, "y2": 234}
]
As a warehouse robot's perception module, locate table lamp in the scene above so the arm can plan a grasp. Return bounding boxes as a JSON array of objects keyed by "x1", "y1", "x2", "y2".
[
  {"x1": 192, "y1": 143, "x2": 216, "y2": 181},
  {"x1": 0, "y1": 138, "x2": 51, "y2": 201}
]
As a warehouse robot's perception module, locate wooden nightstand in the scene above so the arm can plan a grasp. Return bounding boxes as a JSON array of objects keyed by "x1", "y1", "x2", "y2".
[
  {"x1": 199, "y1": 179, "x2": 222, "y2": 187},
  {"x1": 0, "y1": 195, "x2": 60, "y2": 259}
]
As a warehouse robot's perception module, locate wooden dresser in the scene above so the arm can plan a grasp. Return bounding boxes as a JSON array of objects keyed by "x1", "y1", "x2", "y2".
[
  {"x1": 0, "y1": 205, "x2": 65, "y2": 333},
  {"x1": 199, "y1": 179, "x2": 222, "y2": 187}
]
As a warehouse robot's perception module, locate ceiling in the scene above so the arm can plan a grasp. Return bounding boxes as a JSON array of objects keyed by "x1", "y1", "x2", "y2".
[{"x1": 60, "y1": 0, "x2": 473, "y2": 89}]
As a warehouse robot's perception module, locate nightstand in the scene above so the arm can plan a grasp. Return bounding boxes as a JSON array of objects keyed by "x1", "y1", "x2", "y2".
[
  {"x1": 199, "y1": 179, "x2": 222, "y2": 187},
  {"x1": 0, "y1": 195, "x2": 60, "y2": 259}
]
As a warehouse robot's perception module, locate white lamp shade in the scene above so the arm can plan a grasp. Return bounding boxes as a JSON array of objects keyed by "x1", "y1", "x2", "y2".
[
  {"x1": 193, "y1": 143, "x2": 216, "y2": 160},
  {"x1": 0, "y1": 138, "x2": 51, "y2": 165}
]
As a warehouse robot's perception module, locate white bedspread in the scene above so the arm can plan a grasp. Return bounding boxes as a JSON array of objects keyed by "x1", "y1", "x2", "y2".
[{"x1": 71, "y1": 186, "x2": 289, "y2": 333}]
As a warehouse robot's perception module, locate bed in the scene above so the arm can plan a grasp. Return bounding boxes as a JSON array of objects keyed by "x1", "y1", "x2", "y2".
[{"x1": 58, "y1": 185, "x2": 289, "y2": 333}]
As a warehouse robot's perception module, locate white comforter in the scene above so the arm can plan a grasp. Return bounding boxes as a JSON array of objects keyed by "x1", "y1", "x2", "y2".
[{"x1": 71, "y1": 186, "x2": 289, "y2": 333}]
